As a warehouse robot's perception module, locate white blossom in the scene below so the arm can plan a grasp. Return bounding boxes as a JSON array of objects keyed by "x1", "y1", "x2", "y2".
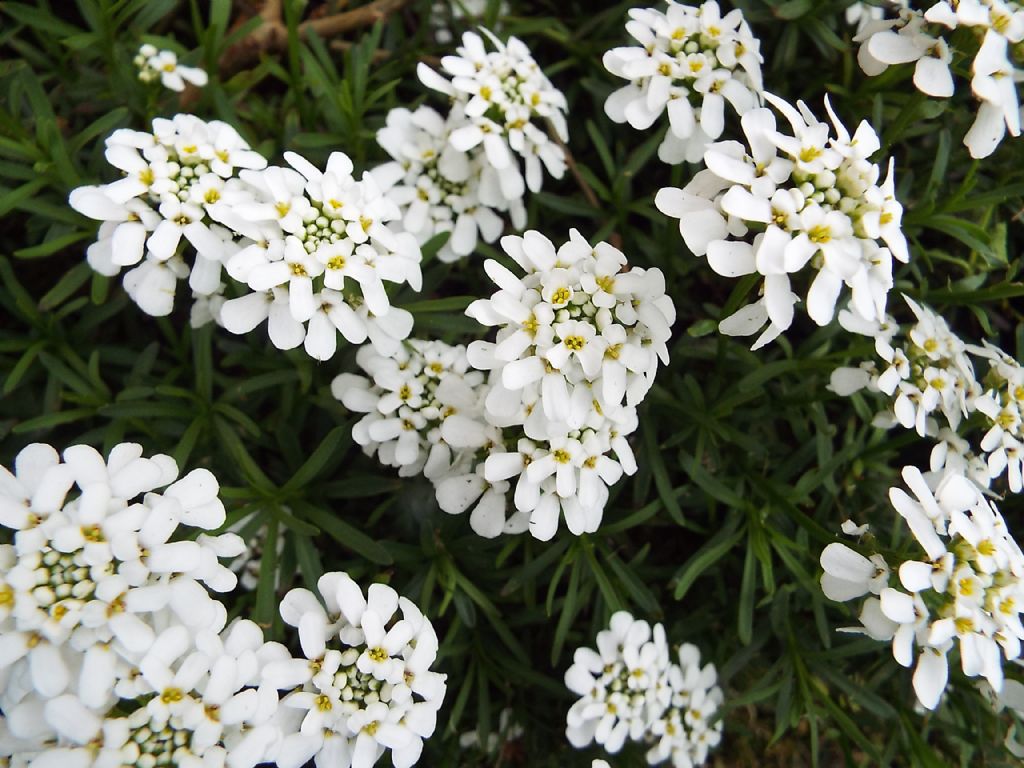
[
  {"x1": 565, "y1": 612, "x2": 723, "y2": 767},
  {"x1": 0, "y1": 444, "x2": 288, "y2": 768},
  {"x1": 373, "y1": 104, "x2": 523, "y2": 262},
  {"x1": 820, "y1": 464, "x2": 1024, "y2": 711},
  {"x1": 856, "y1": 1, "x2": 1024, "y2": 158},
  {"x1": 829, "y1": 296, "x2": 1024, "y2": 493},
  {"x1": 212, "y1": 150, "x2": 422, "y2": 360},
  {"x1": 134, "y1": 43, "x2": 208, "y2": 92},
  {"x1": 69, "y1": 115, "x2": 266, "y2": 317},
  {"x1": 263, "y1": 572, "x2": 446, "y2": 768},
  {"x1": 656, "y1": 93, "x2": 908, "y2": 347},
  {"x1": 332, "y1": 339, "x2": 496, "y2": 481},
  {"x1": 418, "y1": 28, "x2": 569, "y2": 194},
  {"x1": 603, "y1": 1, "x2": 764, "y2": 164},
  {"x1": 461, "y1": 229, "x2": 673, "y2": 539}
]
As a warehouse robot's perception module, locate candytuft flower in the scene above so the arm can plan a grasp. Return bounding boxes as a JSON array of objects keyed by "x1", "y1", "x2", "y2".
[
  {"x1": 603, "y1": 0, "x2": 764, "y2": 164},
  {"x1": 418, "y1": 28, "x2": 569, "y2": 196},
  {"x1": 374, "y1": 105, "x2": 524, "y2": 263},
  {"x1": 856, "y1": 1, "x2": 1024, "y2": 158},
  {"x1": 656, "y1": 93, "x2": 908, "y2": 347},
  {"x1": 829, "y1": 296, "x2": 1024, "y2": 493},
  {"x1": 820, "y1": 464, "x2": 1024, "y2": 710},
  {"x1": 212, "y1": 150, "x2": 422, "y2": 360},
  {"x1": 134, "y1": 43, "x2": 209, "y2": 92},
  {"x1": 263, "y1": 572, "x2": 446, "y2": 768},
  {"x1": 69, "y1": 114, "x2": 266, "y2": 318},
  {"x1": 565, "y1": 611, "x2": 723, "y2": 766}
]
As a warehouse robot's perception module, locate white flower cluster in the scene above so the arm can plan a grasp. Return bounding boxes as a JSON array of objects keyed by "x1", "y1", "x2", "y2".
[
  {"x1": 417, "y1": 29, "x2": 569, "y2": 199},
  {"x1": 603, "y1": 0, "x2": 764, "y2": 164},
  {"x1": 458, "y1": 229, "x2": 675, "y2": 540},
  {"x1": 0, "y1": 442, "x2": 280, "y2": 768},
  {"x1": 333, "y1": 337, "x2": 525, "y2": 538},
  {"x1": 70, "y1": 117, "x2": 423, "y2": 361},
  {"x1": 0, "y1": 443, "x2": 447, "y2": 768},
  {"x1": 856, "y1": 0, "x2": 1024, "y2": 158},
  {"x1": 830, "y1": 296, "x2": 1024, "y2": 493},
  {"x1": 820, "y1": 465, "x2": 1024, "y2": 710},
  {"x1": 134, "y1": 43, "x2": 208, "y2": 92},
  {"x1": 210, "y1": 151, "x2": 422, "y2": 360},
  {"x1": 373, "y1": 105, "x2": 524, "y2": 263},
  {"x1": 656, "y1": 93, "x2": 908, "y2": 348},
  {"x1": 332, "y1": 338, "x2": 495, "y2": 483},
  {"x1": 564, "y1": 611, "x2": 723, "y2": 767},
  {"x1": 70, "y1": 114, "x2": 266, "y2": 319},
  {"x1": 332, "y1": 231, "x2": 674, "y2": 541},
  {"x1": 263, "y1": 572, "x2": 446, "y2": 768}
]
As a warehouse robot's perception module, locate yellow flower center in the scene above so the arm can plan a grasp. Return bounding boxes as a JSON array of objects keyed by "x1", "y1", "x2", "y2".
[
  {"x1": 161, "y1": 687, "x2": 184, "y2": 704},
  {"x1": 551, "y1": 287, "x2": 571, "y2": 305},
  {"x1": 808, "y1": 225, "x2": 831, "y2": 244},
  {"x1": 799, "y1": 146, "x2": 822, "y2": 163},
  {"x1": 564, "y1": 335, "x2": 586, "y2": 352}
]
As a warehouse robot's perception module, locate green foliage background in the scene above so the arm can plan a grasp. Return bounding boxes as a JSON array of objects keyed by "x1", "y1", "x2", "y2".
[{"x1": 2, "y1": 0, "x2": 1024, "y2": 764}]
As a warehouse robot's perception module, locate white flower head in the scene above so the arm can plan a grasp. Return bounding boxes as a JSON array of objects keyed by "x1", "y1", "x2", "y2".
[
  {"x1": 460, "y1": 229, "x2": 674, "y2": 540},
  {"x1": 565, "y1": 612, "x2": 723, "y2": 766},
  {"x1": 603, "y1": 0, "x2": 765, "y2": 164},
  {"x1": 656, "y1": 93, "x2": 908, "y2": 348},
  {"x1": 263, "y1": 572, "x2": 446, "y2": 768},
  {"x1": 821, "y1": 463, "x2": 1024, "y2": 711},
  {"x1": 373, "y1": 104, "x2": 522, "y2": 263},
  {"x1": 418, "y1": 28, "x2": 569, "y2": 194},
  {"x1": 857, "y1": 2, "x2": 1024, "y2": 157},
  {"x1": 134, "y1": 43, "x2": 209, "y2": 92},
  {"x1": 213, "y1": 150, "x2": 422, "y2": 361},
  {"x1": 70, "y1": 115, "x2": 267, "y2": 318}
]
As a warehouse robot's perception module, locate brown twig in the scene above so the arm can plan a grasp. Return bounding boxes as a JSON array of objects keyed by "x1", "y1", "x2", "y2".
[
  {"x1": 548, "y1": 125, "x2": 600, "y2": 211},
  {"x1": 327, "y1": 40, "x2": 441, "y2": 68},
  {"x1": 220, "y1": 0, "x2": 410, "y2": 76},
  {"x1": 303, "y1": 0, "x2": 405, "y2": 37}
]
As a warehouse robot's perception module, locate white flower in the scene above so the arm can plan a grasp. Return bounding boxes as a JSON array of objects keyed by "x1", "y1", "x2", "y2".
[
  {"x1": 211, "y1": 151, "x2": 422, "y2": 360},
  {"x1": 70, "y1": 115, "x2": 266, "y2": 317},
  {"x1": 820, "y1": 463, "x2": 1024, "y2": 711},
  {"x1": 830, "y1": 296, "x2": 1024, "y2": 493},
  {"x1": 603, "y1": 1, "x2": 764, "y2": 164},
  {"x1": 263, "y1": 572, "x2": 446, "y2": 768},
  {"x1": 657, "y1": 94, "x2": 908, "y2": 347},
  {"x1": 857, "y1": 2, "x2": 1024, "y2": 157},
  {"x1": 333, "y1": 339, "x2": 495, "y2": 481},
  {"x1": 134, "y1": 43, "x2": 208, "y2": 92},
  {"x1": 374, "y1": 104, "x2": 522, "y2": 262},
  {"x1": 458, "y1": 229, "x2": 673, "y2": 539},
  {"x1": 565, "y1": 612, "x2": 671, "y2": 753},
  {"x1": 418, "y1": 28, "x2": 569, "y2": 193},
  {"x1": 565, "y1": 612, "x2": 723, "y2": 766},
  {"x1": 0, "y1": 442, "x2": 244, "y2": 709}
]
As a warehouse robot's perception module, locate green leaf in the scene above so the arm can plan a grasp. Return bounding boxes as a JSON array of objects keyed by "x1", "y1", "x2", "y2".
[
  {"x1": 254, "y1": 518, "x2": 280, "y2": 627},
  {"x1": 282, "y1": 425, "x2": 351, "y2": 492},
  {"x1": 674, "y1": 516, "x2": 743, "y2": 600},
  {"x1": 300, "y1": 503, "x2": 394, "y2": 565}
]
